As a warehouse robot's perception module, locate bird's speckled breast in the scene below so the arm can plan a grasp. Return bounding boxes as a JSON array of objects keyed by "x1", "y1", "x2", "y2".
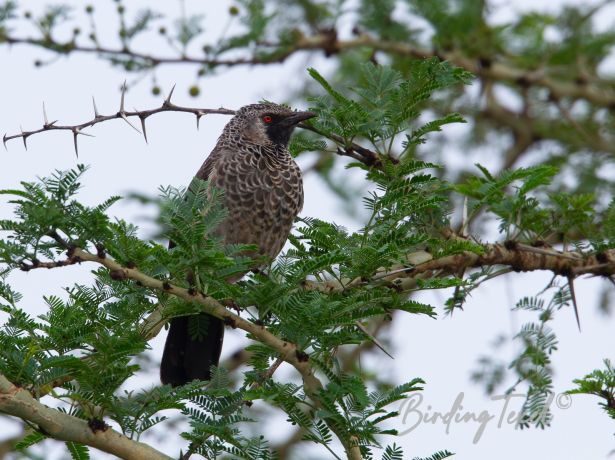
[{"x1": 208, "y1": 147, "x2": 303, "y2": 260}]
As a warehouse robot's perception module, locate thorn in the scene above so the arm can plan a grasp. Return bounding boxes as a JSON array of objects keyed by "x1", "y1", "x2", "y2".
[
  {"x1": 196, "y1": 112, "x2": 202, "y2": 130},
  {"x1": 120, "y1": 79, "x2": 127, "y2": 113},
  {"x1": 2, "y1": 133, "x2": 7, "y2": 151},
  {"x1": 568, "y1": 275, "x2": 581, "y2": 331},
  {"x1": 72, "y1": 129, "x2": 79, "y2": 158},
  {"x1": 72, "y1": 128, "x2": 95, "y2": 158},
  {"x1": 140, "y1": 116, "x2": 148, "y2": 143},
  {"x1": 354, "y1": 321, "x2": 394, "y2": 359},
  {"x1": 92, "y1": 96, "x2": 100, "y2": 118},
  {"x1": 20, "y1": 126, "x2": 27, "y2": 150},
  {"x1": 43, "y1": 101, "x2": 49, "y2": 126},
  {"x1": 164, "y1": 84, "x2": 176, "y2": 105},
  {"x1": 460, "y1": 196, "x2": 469, "y2": 236},
  {"x1": 117, "y1": 82, "x2": 140, "y2": 134},
  {"x1": 76, "y1": 128, "x2": 95, "y2": 138},
  {"x1": 120, "y1": 113, "x2": 142, "y2": 134},
  {"x1": 42, "y1": 102, "x2": 58, "y2": 127}
]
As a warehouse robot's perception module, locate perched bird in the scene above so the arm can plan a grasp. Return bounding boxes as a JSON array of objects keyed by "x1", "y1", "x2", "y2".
[{"x1": 160, "y1": 103, "x2": 315, "y2": 387}]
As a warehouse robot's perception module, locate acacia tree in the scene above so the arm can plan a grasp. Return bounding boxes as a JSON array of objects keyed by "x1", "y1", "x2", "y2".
[{"x1": 0, "y1": 1, "x2": 614, "y2": 459}]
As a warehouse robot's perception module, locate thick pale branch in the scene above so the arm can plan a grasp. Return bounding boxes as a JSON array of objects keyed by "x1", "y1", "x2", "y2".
[{"x1": 0, "y1": 374, "x2": 171, "y2": 460}]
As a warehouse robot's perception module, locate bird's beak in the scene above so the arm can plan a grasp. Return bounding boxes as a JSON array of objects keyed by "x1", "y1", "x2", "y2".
[{"x1": 281, "y1": 111, "x2": 316, "y2": 126}]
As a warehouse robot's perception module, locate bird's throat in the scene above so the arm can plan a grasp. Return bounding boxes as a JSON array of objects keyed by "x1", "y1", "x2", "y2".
[{"x1": 265, "y1": 124, "x2": 293, "y2": 146}]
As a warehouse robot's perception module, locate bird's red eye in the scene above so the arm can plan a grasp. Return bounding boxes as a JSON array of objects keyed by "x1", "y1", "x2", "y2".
[{"x1": 262, "y1": 115, "x2": 273, "y2": 123}]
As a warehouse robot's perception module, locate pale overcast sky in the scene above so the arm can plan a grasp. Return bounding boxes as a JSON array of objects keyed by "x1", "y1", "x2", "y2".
[{"x1": 0, "y1": 1, "x2": 613, "y2": 459}]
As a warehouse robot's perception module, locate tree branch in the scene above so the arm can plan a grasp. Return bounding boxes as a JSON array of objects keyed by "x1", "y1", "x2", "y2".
[
  {"x1": 2, "y1": 84, "x2": 233, "y2": 156},
  {"x1": 3, "y1": 93, "x2": 383, "y2": 170},
  {"x1": 67, "y1": 248, "x2": 319, "y2": 387},
  {"x1": 5, "y1": 31, "x2": 615, "y2": 107},
  {"x1": 303, "y1": 241, "x2": 615, "y2": 293},
  {"x1": 0, "y1": 374, "x2": 172, "y2": 460},
  {"x1": 65, "y1": 247, "x2": 362, "y2": 460},
  {"x1": 22, "y1": 237, "x2": 610, "y2": 459}
]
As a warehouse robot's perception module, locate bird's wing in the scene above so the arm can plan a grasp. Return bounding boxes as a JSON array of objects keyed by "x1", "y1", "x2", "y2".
[
  {"x1": 161, "y1": 146, "x2": 230, "y2": 388},
  {"x1": 168, "y1": 146, "x2": 227, "y2": 251},
  {"x1": 195, "y1": 144, "x2": 227, "y2": 181}
]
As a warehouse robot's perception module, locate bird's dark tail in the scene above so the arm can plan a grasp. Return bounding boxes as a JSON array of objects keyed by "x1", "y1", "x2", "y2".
[{"x1": 160, "y1": 313, "x2": 224, "y2": 387}]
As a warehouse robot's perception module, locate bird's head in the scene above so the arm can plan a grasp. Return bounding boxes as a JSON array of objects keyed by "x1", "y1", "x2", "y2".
[{"x1": 225, "y1": 103, "x2": 316, "y2": 148}]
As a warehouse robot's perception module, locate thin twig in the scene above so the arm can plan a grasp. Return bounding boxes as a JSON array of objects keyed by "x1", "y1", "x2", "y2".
[
  {"x1": 5, "y1": 32, "x2": 615, "y2": 108},
  {"x1": 3, "y1": 93, "x2": 383, "y2": 170},
  {"x1": 3, "y1": 89, "x2": 234, "y2": 156}
]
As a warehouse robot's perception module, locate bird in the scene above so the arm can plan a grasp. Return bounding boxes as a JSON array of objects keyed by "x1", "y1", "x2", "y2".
[{"x1": 160, "y1": 103, "x2": 315, "y2": 387}]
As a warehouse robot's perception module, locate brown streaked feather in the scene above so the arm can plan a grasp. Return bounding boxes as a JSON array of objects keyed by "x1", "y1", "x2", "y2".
[
  {"x1": 161, "y1": 103, "x2": 308, "y2": 387},
  {"x1": 207, "y1": 147, "x2": 303, "y2": 260}
]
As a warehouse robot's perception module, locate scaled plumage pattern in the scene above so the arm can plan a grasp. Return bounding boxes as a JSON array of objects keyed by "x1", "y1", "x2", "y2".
[{"x1": 161, "y1": 103, "x2": 315, "y2": 387}]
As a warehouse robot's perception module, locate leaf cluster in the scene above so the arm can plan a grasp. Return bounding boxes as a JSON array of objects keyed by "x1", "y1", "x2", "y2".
[
  {"x1": 0, "y1": 158, "x2": 440, "y2": 458},
  {"x1": 0, "y1": 54, "x2": 613, "y2": 458},
  {"x1": 307, "y1": 60, "x2": 470, "y2": 159},
  {"x1": 569, "y1": 359, "x2": 615, "y2": 422}
]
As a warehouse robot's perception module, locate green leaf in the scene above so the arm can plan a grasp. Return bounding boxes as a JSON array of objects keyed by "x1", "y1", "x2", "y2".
[
  {"x1": 66, "y1": 442, "x2": 90, "y2": 460},
  {"x1": 412, "y1": 451, "x2": 455, "y2": 460},
  {"x1": 15, "y1": 431, "x2": 46, "y2": 450}
]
